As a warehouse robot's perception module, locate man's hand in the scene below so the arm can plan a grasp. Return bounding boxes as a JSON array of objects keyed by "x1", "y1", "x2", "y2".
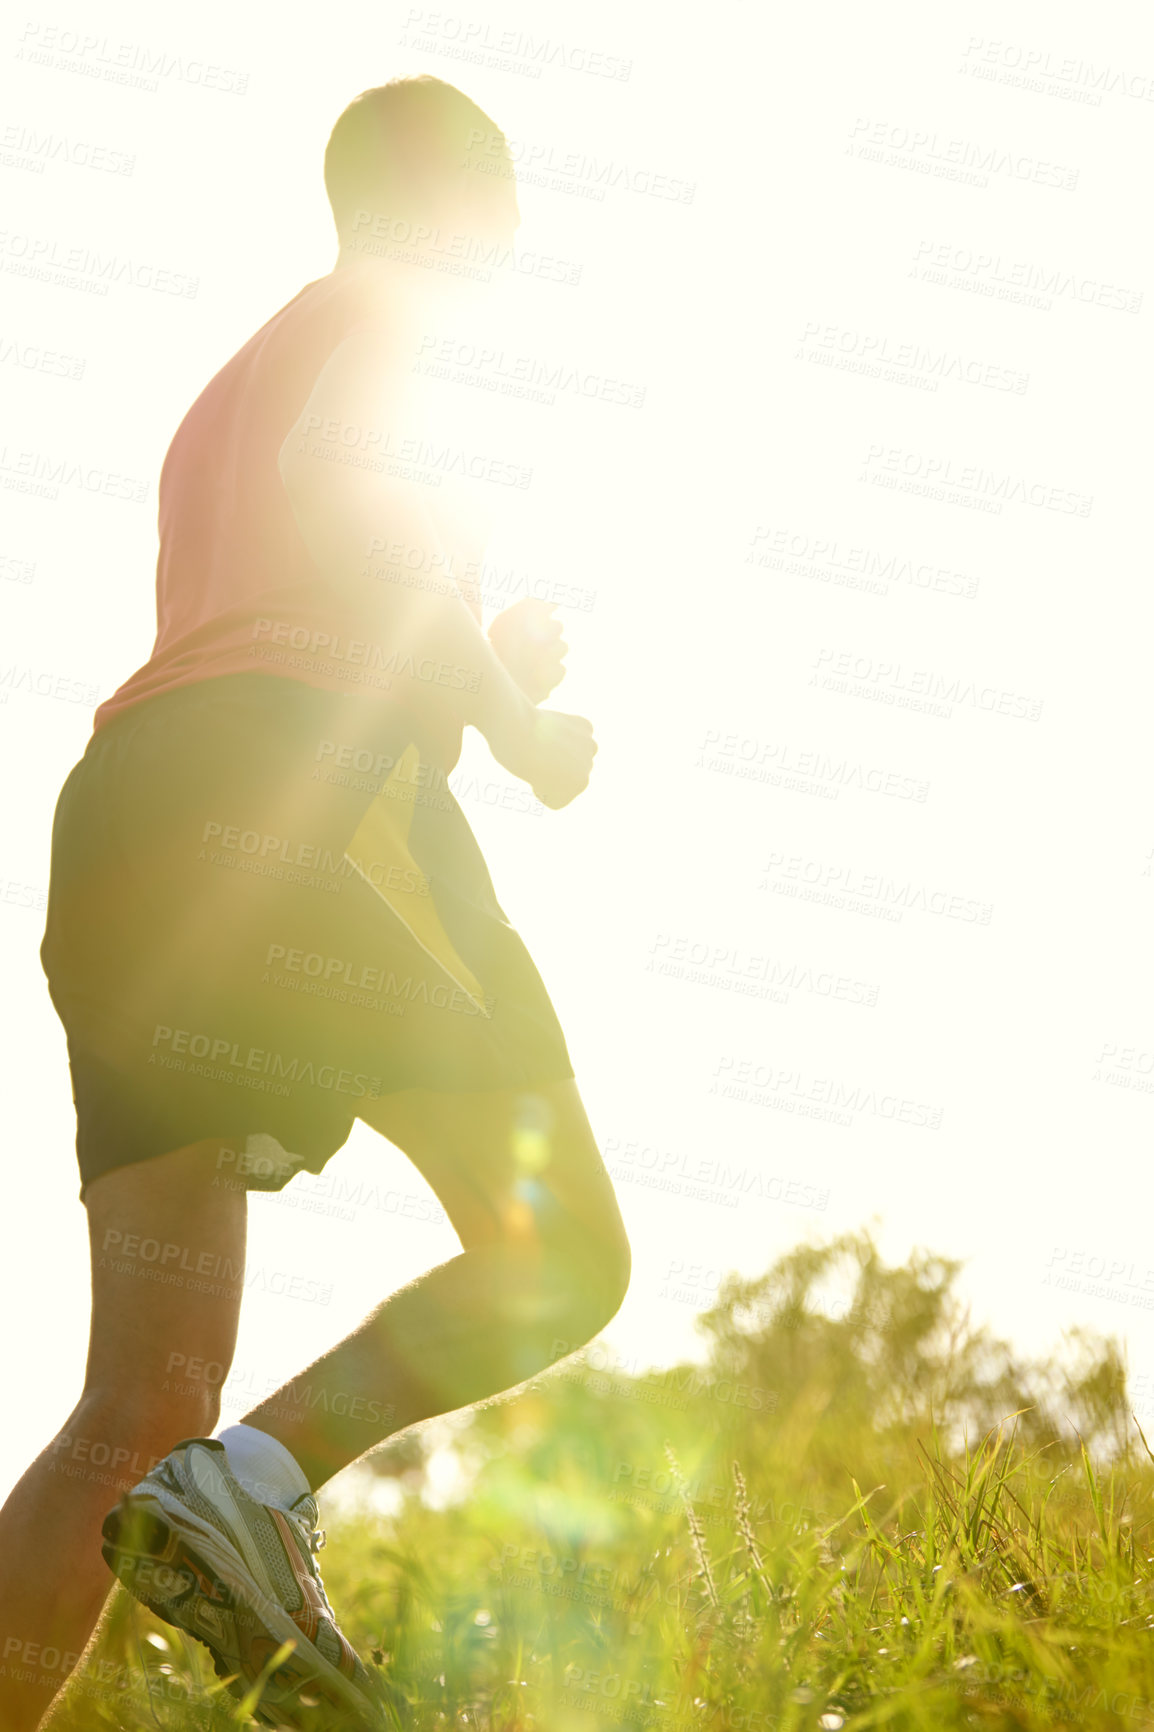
[
  {"x1": 487, "y1": 598, "x2": 568, "y2": 704},
  {"x1": 487, "y1": 704, "x2": 598, "y2": 810}
]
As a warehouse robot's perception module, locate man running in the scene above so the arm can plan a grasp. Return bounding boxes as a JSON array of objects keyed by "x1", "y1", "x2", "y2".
[{"x1": 0, "y1": 75, "x2": 630, "y2": 1731}]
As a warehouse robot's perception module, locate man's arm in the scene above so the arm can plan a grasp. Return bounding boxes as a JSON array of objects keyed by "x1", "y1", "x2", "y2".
[
  {"x1": 277, "y1": 321, "x2": 597, "y2": 809},
  {"x1": 276, "y1": 323, "x2": 533, "y2": 748}
]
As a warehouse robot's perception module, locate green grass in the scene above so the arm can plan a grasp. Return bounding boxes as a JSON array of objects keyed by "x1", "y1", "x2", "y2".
[{"x1": 44, "y1": 1231, "x2": 1154, "y2": 1731}]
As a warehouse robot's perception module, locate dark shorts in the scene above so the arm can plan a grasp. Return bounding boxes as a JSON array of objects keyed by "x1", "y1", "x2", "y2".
[{"x1": 39, "y1": 673, "x2": 574, "y2": 1200}]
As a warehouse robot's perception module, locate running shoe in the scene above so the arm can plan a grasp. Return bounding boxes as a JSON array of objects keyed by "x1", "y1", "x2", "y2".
[{"x1": 101, "y1": 1435, "x2": 389, "y2": 1729}]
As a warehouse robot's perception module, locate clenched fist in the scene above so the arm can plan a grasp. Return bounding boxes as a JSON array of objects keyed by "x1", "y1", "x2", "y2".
[{"x1": 487, "y1": 706, "x2": 598, "y2": 810}]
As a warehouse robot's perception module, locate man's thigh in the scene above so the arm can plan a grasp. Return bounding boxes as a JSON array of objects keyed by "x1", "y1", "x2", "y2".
[
  {"x1": 82, "y1": 1139, "x2": 248, "y2": 1397},
  {"x1": 357, "y1": 1079, "x2": 628, "y2": 1257}
]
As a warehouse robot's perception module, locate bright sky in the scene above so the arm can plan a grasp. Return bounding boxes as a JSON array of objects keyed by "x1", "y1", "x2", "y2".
[{"x1": 2, "y1": 0, "x2": 1153, "y2": 1504}]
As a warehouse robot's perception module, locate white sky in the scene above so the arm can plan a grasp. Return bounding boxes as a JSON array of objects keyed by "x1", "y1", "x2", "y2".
[{"x1": 2, "y1": 0, "x2": 1153, "y2": 1501}]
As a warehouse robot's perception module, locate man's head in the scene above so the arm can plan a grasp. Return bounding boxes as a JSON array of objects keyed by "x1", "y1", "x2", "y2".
[{"x1": 324, "y1": 77, "x2": 519, "y2": 259}]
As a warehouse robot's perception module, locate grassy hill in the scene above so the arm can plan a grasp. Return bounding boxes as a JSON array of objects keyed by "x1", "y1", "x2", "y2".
[{"x1": 43, "y1": 1231, "x2": 1154, "y2": 1731}]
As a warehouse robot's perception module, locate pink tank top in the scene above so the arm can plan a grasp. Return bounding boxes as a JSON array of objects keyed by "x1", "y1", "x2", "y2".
[{"x1": 92, "y1": 261, "x2": 472, "y2": 768}]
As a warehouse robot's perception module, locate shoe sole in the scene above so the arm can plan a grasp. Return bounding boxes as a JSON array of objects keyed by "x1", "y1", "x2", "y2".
[{"x1": 102, "y1": 1492, "x2": 385, "y2": 1730}]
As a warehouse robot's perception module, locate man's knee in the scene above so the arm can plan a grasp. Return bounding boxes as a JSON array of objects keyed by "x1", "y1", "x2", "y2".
[
  {"x1": 589, "y1": 1222, "x2": 631, "y2": 1319},
  {"x1": 543, "y1": 1208, "x2": 631, "y2": 1341}
]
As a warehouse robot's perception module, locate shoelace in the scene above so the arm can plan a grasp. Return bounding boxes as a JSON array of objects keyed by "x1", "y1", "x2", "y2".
[
  {"x1": 287, "y1": 1495, "x2": 337, "y2": 1617},
  {"x1": 278, "y1": 1493, "x2": 384, "y2": 1711},
  {"x1": 291, "y1": 1494, "x2": 327, "y2": 1552}
]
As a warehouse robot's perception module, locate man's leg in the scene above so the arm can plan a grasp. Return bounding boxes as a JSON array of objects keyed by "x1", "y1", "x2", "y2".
[
  {"x1": 242, "y1": 1077, "x2": 630, "y2": 1488},
  {"x1": 0, "y1": 1139, "x2": 246, "y2": 1732}
]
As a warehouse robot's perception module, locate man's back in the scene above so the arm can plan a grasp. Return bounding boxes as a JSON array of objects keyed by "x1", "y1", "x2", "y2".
[{"x1": 91, "y1": 262, "x2": 439, "y2": 741}]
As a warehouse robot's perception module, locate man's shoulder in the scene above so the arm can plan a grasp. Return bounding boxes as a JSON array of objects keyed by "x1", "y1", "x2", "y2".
[{"x1": 290, "y1": 265, "x2": 392, "y2": 364}]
